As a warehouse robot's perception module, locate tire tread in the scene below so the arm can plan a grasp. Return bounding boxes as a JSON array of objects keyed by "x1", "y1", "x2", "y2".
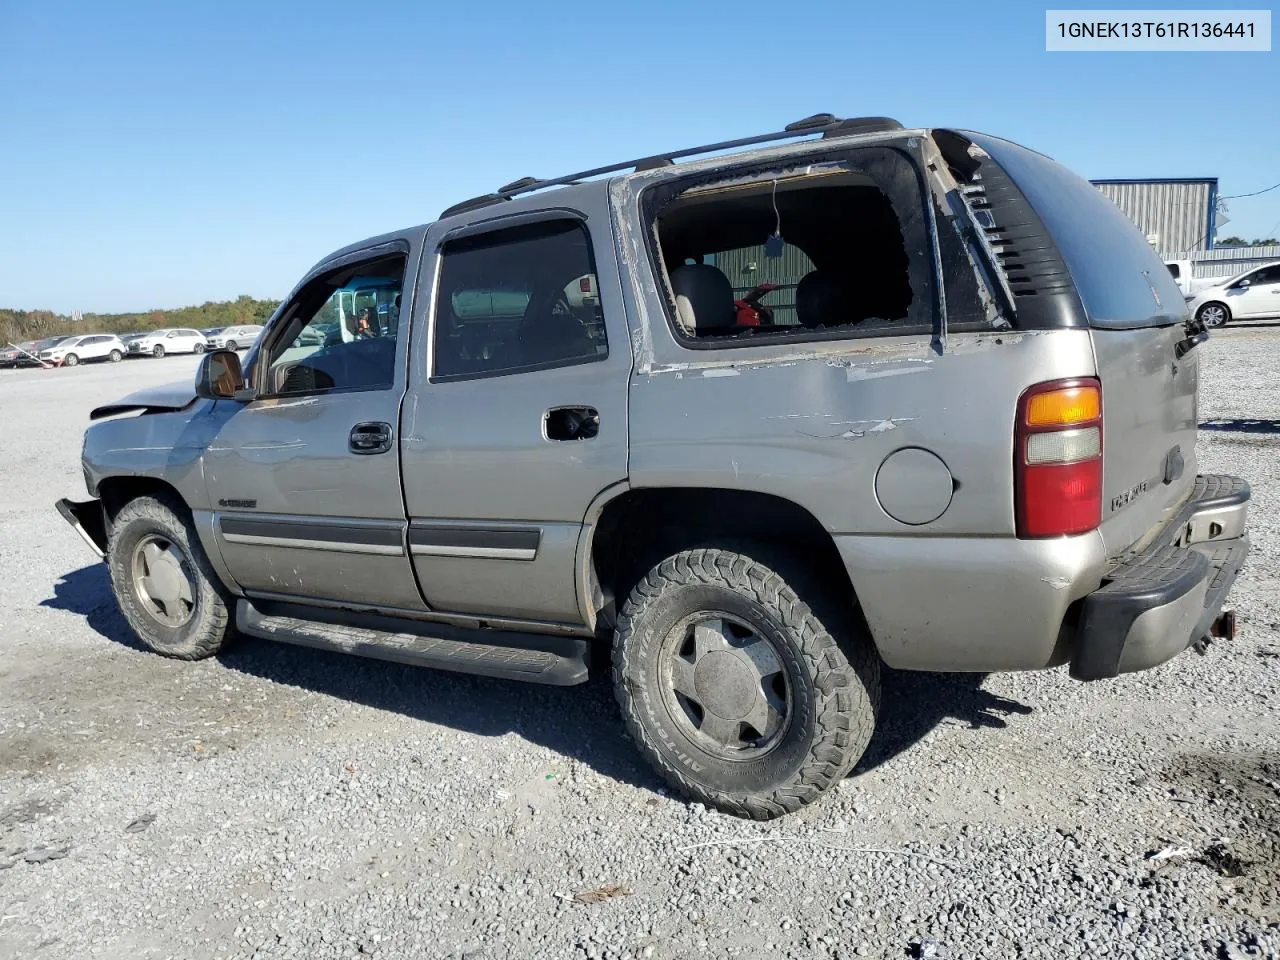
[{"x1": 612, "y1": 545, "x2": 880, "y2": 820}]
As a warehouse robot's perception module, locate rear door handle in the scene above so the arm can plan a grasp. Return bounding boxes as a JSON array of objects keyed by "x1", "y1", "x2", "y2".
[
  {"x1": 544, "y1": 406, "x2": 599, "y2": 441},
  {"x1": 350, "y1": 421, "x2": 393, "y2": 454}
]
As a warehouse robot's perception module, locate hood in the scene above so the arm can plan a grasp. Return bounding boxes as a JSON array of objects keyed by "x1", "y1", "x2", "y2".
[{"x1": 90, "y1": 381, "x2": 198, "y2": 420}]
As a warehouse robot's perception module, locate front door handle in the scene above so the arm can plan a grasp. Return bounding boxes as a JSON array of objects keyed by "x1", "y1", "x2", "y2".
[
  {"x1": 350, "y1": 421, "x2": 393, "y2": 455},
  {"x1": 545, "y1": 406, "x2": 599, "y2": 441}
]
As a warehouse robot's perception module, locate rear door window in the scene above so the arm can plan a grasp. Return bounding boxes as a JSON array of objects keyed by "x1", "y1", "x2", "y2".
[{"x1": 433, "y1": 219, "x2": 607, "y2": 379}]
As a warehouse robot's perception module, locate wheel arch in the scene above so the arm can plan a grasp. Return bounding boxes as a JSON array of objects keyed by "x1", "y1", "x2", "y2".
[
  {"x1": 97, "y1": 475, "x2": 240, "y2": 597},
  {"x1": 582, "y1": 485, "x2": 870, "y2": 642},
  {"x1": 98, "y1": 475, "x2": 188, "y2": 524}
]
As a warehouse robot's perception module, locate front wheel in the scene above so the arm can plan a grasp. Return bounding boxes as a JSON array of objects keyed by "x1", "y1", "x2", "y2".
[
  {"x1": 224, "y1": 340, "x2": 238, "y2": 351},
  {"x1": 63, "y1": 353, "x2": 79, "y2": 367},
  {"x1": 193, "y1": 342, "x2": 205, "y2": 354},
  {"x1": 1197, "y1": 301, "x2": 1230, "y2": 327},
  {"x1": 108, "y1": 349, "x2": 122, "y2": 362},
  {"x1": 153, "y1": 344, "x2": 165, "y2": 358},
  {"x1": 107, "y1": 494, "x2": 235, "y2": 659},
  {"x1": 613, "y1": 546, "x2": 879, "y2": 819}
]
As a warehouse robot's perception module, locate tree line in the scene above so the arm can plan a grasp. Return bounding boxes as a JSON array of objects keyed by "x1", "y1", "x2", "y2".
[{"x1": 0, "y1": 295, "x2": 281, "y2": 346}]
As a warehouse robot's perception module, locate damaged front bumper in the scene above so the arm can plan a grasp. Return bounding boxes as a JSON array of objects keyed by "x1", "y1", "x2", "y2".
[
  {"x1": 1071, "y1": 475, "x2": 1250, "y2": 680},
  {"x1": 55, "y1": 498, "x2": 108, "y2": 559}
]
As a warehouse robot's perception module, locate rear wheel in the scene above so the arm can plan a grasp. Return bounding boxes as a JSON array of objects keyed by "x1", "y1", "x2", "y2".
[
  {"x1": 153, "y1": 344, "x2": 165, "y2": 357},
  {"x1": 1197, "y1": 301, "x2": 1230, "y2": 327},
  {"x1": 108, "y1": 349, "x2": 122, "y2": 362},
  {"x1": 63, "y1": 353, "x2": 79, "y2": 367},
  {"x1": 107, "y1": 494, "x2": 234, "y2": 660},
  {"x1": 613, "y1": 546, "x2": 879, "y2": 819}
]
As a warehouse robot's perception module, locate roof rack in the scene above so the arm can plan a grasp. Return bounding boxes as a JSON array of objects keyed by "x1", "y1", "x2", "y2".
[{"x1": 438, "y1": 113, "x2": 904, "y2": 219}]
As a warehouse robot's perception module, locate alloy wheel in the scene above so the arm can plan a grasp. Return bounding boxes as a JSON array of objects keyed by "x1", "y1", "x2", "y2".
[{"x1": 658, "y1": 612, "x2": 792, "y2": 760}]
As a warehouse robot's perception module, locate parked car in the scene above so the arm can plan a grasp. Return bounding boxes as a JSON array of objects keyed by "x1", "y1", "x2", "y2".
[
  {"x1": 204, "y1": 324, "x2": 264, "y2": 351},
  {"x1": 127, "y1": 328, "x2": 208, "y2": 357},
  {"x1": 1162, "y1": 260, "x2": 1235, "y2": 300},
  {"x1": 0, "y1": 341, "x2": 42, "y2": 368},
  {"x1": 38, "y1": 334, "x2": 126, "y2": 366},
  {"x1": 1188, "y1": 261, "x2": 1280, "y2": 327},
  {"x1": 57, "y1": 114, "x2": 1249, "y2": 819}
]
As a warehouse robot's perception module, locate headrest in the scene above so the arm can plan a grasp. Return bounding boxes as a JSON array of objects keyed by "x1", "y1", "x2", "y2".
[
  {"x1": 795, "y1": 271, "x2": 850, "y2": 329},
  {"x1": 669, "y1": 264, "x2": 736, "y2": 332}
]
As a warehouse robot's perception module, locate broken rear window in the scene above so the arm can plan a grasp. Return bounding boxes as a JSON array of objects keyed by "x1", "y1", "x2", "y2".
[{"x1": 647, "y1": 148, "x2": 939, "y2": 344}]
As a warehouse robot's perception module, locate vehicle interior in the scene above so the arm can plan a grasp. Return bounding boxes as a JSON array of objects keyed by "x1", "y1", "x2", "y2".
[
  {"x1": 652, "y1": 164, "x2": 923, "y2": 340},
  {"x1": 433, "y1": 220, "x2": 606, "y2": 379},
  {"x1": 263, "y1": 255, "x2": 406, "y2": 395}
]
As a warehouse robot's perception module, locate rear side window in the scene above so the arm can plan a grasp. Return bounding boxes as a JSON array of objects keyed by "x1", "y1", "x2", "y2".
[
  {"x1": 964, "y1": 133, "x2": 1185, "y2": 328},
  {"x1": 645, "y1": 146, "x2": 943, "y2": 344},
  {"x1": 433, "y1": 219, "x2": 607, "y2": 380}
]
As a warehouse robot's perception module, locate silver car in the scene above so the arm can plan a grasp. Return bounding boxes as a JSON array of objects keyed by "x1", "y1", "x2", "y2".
[
  {"x1": 204, "y1": 324, "x2": 264, "y2": 351},
  {"x1": 57, "y1": 114, "x2": 1249, "y2": 819}
]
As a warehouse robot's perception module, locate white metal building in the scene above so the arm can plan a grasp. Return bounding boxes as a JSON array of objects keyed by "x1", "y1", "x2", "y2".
[{"x1": 1090, "y1": 178, "x2": 1218, "y2": 256}]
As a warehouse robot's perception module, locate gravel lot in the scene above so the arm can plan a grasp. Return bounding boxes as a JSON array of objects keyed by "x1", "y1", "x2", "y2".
[{"x1": 1, "y1": 332, "x2": 1278, "y2": 960}]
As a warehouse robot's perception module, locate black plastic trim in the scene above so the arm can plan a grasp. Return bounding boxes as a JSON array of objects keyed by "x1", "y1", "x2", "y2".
[
  {"x1": 219, "y1": 517, "x2": 403, "y2": 547},
  {"x1": 964, "y1": 157, "x2": 1087, "y2": 329},
  {"x1": 408, "y1": 525, "x2": 541, "y2": 552},
  {"x1": 1071, "y1": 546, "x2": 1209, "y2": 680},
  {"x1": 55, "y1": 497, "x2": 108, "y2": 556},
  {"x1": 1071, "y1": 474, "x2": 1251, "y2": 680}
]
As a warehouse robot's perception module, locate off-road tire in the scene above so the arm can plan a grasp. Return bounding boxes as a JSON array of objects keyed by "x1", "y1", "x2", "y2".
[
  {"x1": 1197, "y1": 301, "x2": 1230, "y2": 327},
  {"x1": 613, "y1": 546, "x2": 879, "y2": 819},
  {"x1": 107, "y1": 493, "x2": 234, "y2": 660},
  {"x1": 63, "y1": 353, "x2": 79, "y2": 367},
  {"x1": 153, "y1": 344, "x2": 165, "y2": 358}
]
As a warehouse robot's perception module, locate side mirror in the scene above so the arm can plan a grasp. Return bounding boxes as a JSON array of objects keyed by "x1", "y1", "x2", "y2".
[
  {"x1": 195, "y1": 349, "x2": 248, "y2": 400},
  {"x1": 1236, "y1": 279, "x2": 1251, "y2": 289}
]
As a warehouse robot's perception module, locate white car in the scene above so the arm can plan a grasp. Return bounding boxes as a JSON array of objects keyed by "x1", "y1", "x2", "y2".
[
  {"x1": 1163, "y1": 259, "x2": 1234, "y2": 300},
  {"x1": 37, "y1": 334, "x2": 127, "y2": 367},
  {"x1": 127, "y1": 328, "x2": 208, "y2": 357},
  {"x1": 204, "y1": 324, "x2": 264, "y2": 351},
  {"x1": 1189, "y1": 261, "x2": 1280, "y2": 327}
]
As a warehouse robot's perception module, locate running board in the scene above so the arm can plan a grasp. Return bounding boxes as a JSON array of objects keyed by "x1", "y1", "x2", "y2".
[{"x1": 235, "y1": 599, "x2": 590, "y2": 685}]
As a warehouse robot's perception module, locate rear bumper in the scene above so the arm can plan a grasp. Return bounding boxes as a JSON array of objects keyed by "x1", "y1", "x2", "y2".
[{"x1": 1071, "y1": 475, "x2": 1250, "y2": 680}]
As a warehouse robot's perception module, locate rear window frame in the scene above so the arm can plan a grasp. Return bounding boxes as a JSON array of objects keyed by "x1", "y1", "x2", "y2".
[{"x1": 638, "y1": 142, "x2": 945, "y2": 351}]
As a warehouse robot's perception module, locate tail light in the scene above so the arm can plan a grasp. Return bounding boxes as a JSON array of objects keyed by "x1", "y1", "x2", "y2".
[{"x1": 1015, "y1": 378, "x2": 1102, "y2": 538}]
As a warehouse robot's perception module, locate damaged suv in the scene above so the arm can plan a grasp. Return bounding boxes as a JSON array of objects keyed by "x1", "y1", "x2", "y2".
[{"x1": 59, "y1": 114, "x2": 1249, "y2": 819}]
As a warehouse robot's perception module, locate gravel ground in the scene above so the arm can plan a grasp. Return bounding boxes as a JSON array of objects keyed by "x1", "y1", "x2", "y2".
[{"x1": 1, "y1": 332, "x2": 1278, "y2": 960}]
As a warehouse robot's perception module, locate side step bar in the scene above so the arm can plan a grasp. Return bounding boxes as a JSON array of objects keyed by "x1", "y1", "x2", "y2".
[{"x1": 236, "y1": 599, "x2": 591, "y2": 686}]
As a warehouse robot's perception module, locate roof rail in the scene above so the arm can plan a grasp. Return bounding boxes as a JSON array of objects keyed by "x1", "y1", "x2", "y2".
[{"x1": 438, "y1": 113, "x2": 904, "y2": 219}]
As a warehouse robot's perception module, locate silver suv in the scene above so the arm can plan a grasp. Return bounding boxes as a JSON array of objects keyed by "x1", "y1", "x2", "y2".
[{"x1": 57, "y1": 114, "x2": 1249, "y2": 819}]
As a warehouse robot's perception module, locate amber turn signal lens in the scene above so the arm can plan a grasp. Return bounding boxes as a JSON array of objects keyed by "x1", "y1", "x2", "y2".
[{"x1": 1025, "y1": 385, "x2": 1100, "y2": 427}]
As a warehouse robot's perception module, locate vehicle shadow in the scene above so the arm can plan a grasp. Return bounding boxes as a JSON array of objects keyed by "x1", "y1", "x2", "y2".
[
  {"x1": 42, "y1": 564, "x2": 659, "y2": 792},
  {"x1": 43, "y1": 565, "x2": 1034, "y2": 796},
  {"x1": 855, "y1": 669, "x2": 1033, "y2": 774},
  {"x1": 1200, "y1": 418, "x2": 1280, "y2": 435}
]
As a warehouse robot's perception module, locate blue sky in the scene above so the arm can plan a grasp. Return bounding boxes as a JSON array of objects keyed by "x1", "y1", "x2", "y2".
[{"x1": 1, "y1": 0, "x2": 1276, "y2": 313}]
